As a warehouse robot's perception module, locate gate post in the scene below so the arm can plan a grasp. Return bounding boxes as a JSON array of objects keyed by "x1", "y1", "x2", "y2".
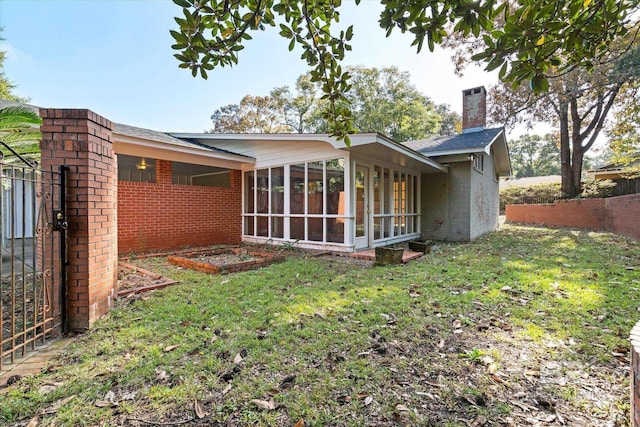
[{"x1": 39, "y1": 109, "x2": 118, "y2": 330}]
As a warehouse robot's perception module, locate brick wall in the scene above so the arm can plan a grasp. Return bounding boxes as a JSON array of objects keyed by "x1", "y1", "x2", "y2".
[
  {"x1": 505, "y1": 199, "x2": 605, "y2": 230},
  {"x1": 118, "y1": 159, "x2": 242, "y2": 254},
  {"x1": 505, "y1": 194, "x2": 640, "y2": 241},
  {"x1": 605, "y1": 193, "x2": 640, "y2": 240},
  {"x1": 462, "y1": 87, "x2": 486, "y2": 130},
  {"x1": 631, "y1": 321, "x2": 640, "y2": 426},
  {"x1": 40, "y1": 109, "x2": 118, "y2": 331}
]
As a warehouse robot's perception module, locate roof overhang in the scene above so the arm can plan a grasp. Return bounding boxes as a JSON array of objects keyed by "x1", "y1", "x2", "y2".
[
  {"x1": 112, "y1": 132, "x2": 255, "y2": 170},
  {"x1": 169, "y1": 132, "x2": 448, "y2": 174},
  {"x1": 422, "y1": 129, "x2": 511, "y2": 176}
]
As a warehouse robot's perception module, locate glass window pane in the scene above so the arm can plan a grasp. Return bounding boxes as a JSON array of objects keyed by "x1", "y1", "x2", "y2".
[
  {"x1": 326, "y1": 159, "x2": 345, "y2": 215},
  {"x1": 257, "y1": 216, "x2": 268, "y2": 237},
  {"x1": 117, "y1": 155, "x2": 156, "y2": 183},
  {"x1": 327, "y1": 218, "x2": 344, "y2": 243},
  {"x1": 355, "y1": 169, "x2": 365, "y2": 238},
  {"x1": 290, "y1": 164, "x2": 305, "y2": 214},
  {"x1": 244, "y1": 216, "x2": 254, "y2": 236},
  {"x1": 384, "y1": 169, "x2": 393, "y2": 214},
  {"x1": 308, "y1": 161, "x2": 324, "y2": 215},
  {"x1": 383, "y1": 217, "x2": 391, "y2": 239},
  {"x1": 271, "y1": 217, "x2": 284, "y2": 239},
  {"x1": 374, "y1": 217, "x2": 381, "y2": 240},
  {"x1": 308, "y1": 218, "x2": 323, "y2": 242},
  {"x1": 257, "y1": 169, "x2": 269, "y2": 214},
  {"x1": 271, "y1": 167, "x2": 285, "y2": 214},
  {"x1": 244, "y1": 171, "x2": 254, "y2": 214},
  {"x1": 290, "y1": 217, "x2": 305, "y2": 240},
  {"x1": 373, "y1": 166, "x2": 381, "y2": 215}
]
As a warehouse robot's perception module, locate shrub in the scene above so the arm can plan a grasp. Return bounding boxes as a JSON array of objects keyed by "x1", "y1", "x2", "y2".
[
  {"x1": 579, "y1": 178, "x2": 618, "y2": 198},
  {"x1": 500, "y1": 183, "x2": 564, "y2": 212}
]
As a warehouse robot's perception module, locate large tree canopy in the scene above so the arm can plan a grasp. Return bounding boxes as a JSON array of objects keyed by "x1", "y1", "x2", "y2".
[
  {"x1": 489, "y1": 28, "x2": 640, "y2": 197},
  {"x1": 509, "y1": 133, "x2": 560, "y2": 178},
  {"x1": 210, "y1": 66, "x2": 460, "y2": 141},
  {"x1": 171, "y1": 0, "x2": 639, "y2": 141}
]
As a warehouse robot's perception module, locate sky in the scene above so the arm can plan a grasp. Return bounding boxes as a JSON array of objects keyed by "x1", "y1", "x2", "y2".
[{"x1": 0, "y1": 0, "x2": 504, "y2": 134}]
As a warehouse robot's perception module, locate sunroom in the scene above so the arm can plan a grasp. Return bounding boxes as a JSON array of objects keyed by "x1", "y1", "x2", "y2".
[{"x1": 170, "y1": 133, "x2": 447, "y2": 252}]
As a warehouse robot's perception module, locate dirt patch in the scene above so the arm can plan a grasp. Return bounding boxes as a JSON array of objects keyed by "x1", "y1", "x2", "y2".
[
  {"x1": 168, "y1": 248, "x2": 284, "y2": 275},
  {"x1": 117, "y1": 263, "x2": 178, "y2": 296}
]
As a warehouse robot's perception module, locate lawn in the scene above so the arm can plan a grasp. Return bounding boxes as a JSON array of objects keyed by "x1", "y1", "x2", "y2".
[{"x1": 1, "y1": 224, "x2": 638, "y2": 426}]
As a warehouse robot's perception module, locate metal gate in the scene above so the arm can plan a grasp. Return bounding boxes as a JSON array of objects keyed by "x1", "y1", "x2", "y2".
[{"x1": 0, "y1": 143, "x2": 66, "y2": 370}]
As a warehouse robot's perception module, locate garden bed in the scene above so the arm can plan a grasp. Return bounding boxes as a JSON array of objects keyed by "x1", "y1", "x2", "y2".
[
  {"x1": 167, "y1": 247, "x2": 284, "y2": 274},
  {"x1": 117, "y1": 262, "x2": 178, "y2": 297}
]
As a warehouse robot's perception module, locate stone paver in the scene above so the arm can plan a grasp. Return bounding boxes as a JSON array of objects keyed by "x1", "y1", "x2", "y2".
[{"x1": 0, "y1": 338, "x2": 73, "y2": 390}]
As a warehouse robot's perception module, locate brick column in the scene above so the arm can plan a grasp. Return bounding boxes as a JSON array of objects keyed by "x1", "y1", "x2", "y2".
[{"x1": 40, "y1": 109, "x2": 118, "y2": 330}]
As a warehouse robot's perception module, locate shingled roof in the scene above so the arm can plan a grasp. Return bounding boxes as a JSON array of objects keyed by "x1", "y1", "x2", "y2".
[{"x1": 404, "y1": 127, "x2": 504, "y2": 155}]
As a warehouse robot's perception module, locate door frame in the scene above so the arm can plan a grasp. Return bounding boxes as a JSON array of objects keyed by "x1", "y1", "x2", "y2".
[{"x1": 354, "y1": 164, "x2": 372, "y2": 250}]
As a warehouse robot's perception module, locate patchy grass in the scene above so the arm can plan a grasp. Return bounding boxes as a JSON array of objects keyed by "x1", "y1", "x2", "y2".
[{"x1": 1, "y1": 224, "x2": 638, "y2": 426}]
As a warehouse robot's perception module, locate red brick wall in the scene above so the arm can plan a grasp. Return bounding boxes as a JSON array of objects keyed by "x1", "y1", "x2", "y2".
[
  {"x1": 505, "y1": 199, "x2": 605, "y2": 230},
  {"x1": 462, "y1": 86, "x2": 487, "y2": 130},
  {"x1": 40, "y1": 109, "x2": 118, "y2": 331},
  {"x1": 605, "y1": 193, "x2": 640, "y2": 241},
  {"x1": 505, "y1": 195, "x2": 640, "y2": 241},
  {"x1": 118, "y1": 159, "x2": 241, "y2": 254}
]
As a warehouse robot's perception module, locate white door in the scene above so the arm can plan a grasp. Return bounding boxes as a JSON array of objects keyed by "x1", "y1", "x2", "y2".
[{"x1": 355, "y1": 166, "x2": 370, "y2": 249}]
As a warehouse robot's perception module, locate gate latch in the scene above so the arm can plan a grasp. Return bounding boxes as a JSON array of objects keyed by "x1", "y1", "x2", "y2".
[{"x1": 53, "y1": 210, "x2": 68, "y2": 231}]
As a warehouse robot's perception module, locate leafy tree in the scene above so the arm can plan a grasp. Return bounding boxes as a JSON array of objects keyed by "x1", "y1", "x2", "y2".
[
  {"x1": 509, "y1": 133, "x2": 560, "y2": 178},
  {"x1": 210, "y1": 66, "x2": 458, "y2": 141},
  {"x1": 170, "y1": 0, "x2": 638, "y2": 141},
  {"x1": 1, "y1": 30, "x2": 28, "y2": 103},
  {"x1": 607, "y1": 83, "x2": 640, "y2": 176},
  {"x1": 0, "y1": 105, "x2": 42, "y2": 164},
  {"x1": 210, "y1": 94, "x2": 289, "y2": 133},
  {"x1": 489, "y1": 30, "x2": 640, "y2": 197}
]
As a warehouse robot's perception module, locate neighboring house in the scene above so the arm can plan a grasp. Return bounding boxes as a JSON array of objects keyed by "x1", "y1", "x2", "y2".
[
  {"x1": 587, "y1": 156, "x2": 640, "y2": 196},
  {"x1": 1, "y1": 86, "x2": 511, "y2": 254}
]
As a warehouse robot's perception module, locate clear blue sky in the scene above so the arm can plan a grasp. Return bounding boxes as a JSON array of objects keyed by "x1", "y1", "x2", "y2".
[{"x1": 1, "y1": 0, "x2": 499, "y2": 133}]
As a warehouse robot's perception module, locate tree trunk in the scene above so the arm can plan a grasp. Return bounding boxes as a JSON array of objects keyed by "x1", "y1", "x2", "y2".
[{"x1": 559, "y1": 101, "x2": 574, "y2": 197}]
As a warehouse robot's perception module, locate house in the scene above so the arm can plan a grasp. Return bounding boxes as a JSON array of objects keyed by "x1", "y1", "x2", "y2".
[
  {"x1": 1, "y1": 86, "x2": 511, "y2": 255},
  {"x1": 587, "y1": 155, "x2": 640, "y2": 196}
]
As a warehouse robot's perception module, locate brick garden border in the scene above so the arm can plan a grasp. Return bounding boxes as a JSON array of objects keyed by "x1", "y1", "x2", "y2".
[
  {"x1": 117, "y1": 262, "x2": 179, "y2": 297},
  {"x1": 168, "y1": 248, "x2": 284, "y2": 275}
]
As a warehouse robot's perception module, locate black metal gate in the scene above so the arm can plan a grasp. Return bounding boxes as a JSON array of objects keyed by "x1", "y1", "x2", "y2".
[{"x1": 0, "y1": 143, "x2": 66, "y2": 370}]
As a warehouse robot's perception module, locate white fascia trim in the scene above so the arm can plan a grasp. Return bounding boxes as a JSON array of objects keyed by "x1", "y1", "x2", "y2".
[
  {"x1": 169, "y1": 132, "x2": 448, "y2": 173},
  {"x1": 365, "y1": 134, "x2": 448, "y2": 172},
  {"x1": 113, "y1": 133, "x2": 255, "y2": 164}
]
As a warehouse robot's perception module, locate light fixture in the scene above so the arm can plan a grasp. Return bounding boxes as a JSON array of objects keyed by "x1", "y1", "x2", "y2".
[{"x1": 136, "y1": 158, "x2": 148, "y2": 170}]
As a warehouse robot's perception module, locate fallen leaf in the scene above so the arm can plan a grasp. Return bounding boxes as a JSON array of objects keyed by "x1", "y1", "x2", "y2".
[
  {"x1": 395, "y1": 404, "x2": 410, "y2": 412},
  {"x1": 314, "y1": 312, "x2": 327, "y2": 320},
  {"x1": 487, "y1": 363, "x2": 498, "y2": 374},
  {"x1": 356, "y1": 392, "x2": 370, "y2": 400},
  {"x1": 180, "y1": 320, "x2": 191, "y2": 327},
  {"x1": 164, "y1": 344, "x2": 180, "y2": 352},
  {"x1": 194, "y1": 400, "x2": 206, "y2": 419},
  {"x1": 95, "y1": 390, "x2": 118, "y2": 408},
  {"x1": 121, "y1": 391, "x2": 136, "y2": 401},
  {"x1": 364, "y1": 395, "x2": 374, "y2": 406},
  {"x1": 251, "y1": 397, "x2": 276, "y2": 410},
  {"x1": 471, "y1": 415, "x2": 487, "y2": 426},
  {"x1": 437, "y1": 339, "x2": 445, "y2": 349},
  {"x1": 336, "y1": 395, "x2": 351, "y2": 404},
  {"x1": 222, "y1": 384, "x2": 232, "y2": 395},
  {"x1": 292, "y1": 419, "x2": 304, "y2": 427},
  {"x1": 267, "y1": 388, "x2": 281, "y2": 396},
  {"x1": 39, "y1": 385, "x2": 57, "y2": 394},
  {"x1": 279, "y1": 374, "x2": 296, "y2": 389},
  {"x1": 26, "y1": 416, "x2": 39, "y2": 427},
  {"x1": 43, "y1": 395, "x2": 76, "y2": 414},
  {"x1": 233, "y1": 353, "x2": 244, "y2": 364},
  {"x1": 156, "y1": 369, "x2": 168, "y2": 381},
  {"x1": 452, "y1": 319, "x2": 462, "y2": 330}
]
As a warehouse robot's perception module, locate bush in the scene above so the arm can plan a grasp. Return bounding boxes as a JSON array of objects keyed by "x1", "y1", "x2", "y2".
[
  {"x1": 500, "y1": 179, "x2": 620, "y2": 212},
  {"x1": 500, "y1": 183, "x2": 564, "y2": 212}
]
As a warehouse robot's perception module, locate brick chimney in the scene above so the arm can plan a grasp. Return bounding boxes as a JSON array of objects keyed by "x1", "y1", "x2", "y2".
[{"x1": 462, "y1": 86, "x2": 486, "y2": 133}]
